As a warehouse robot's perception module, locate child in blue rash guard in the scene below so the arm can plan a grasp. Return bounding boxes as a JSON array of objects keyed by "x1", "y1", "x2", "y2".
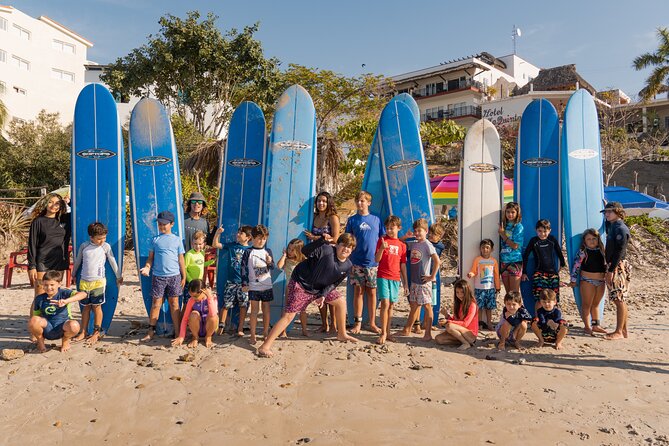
[
  {"x1": 496, "y1": 291, "x2": 532, "y2": 350},
  {"x1": 531, "y1": 289, "x2": 568, "y2": 349},
  {"x1": 498, "y1": 202, "x2": 524, "y2": 293},
  {"x1": 28, "y1": 270, "x2": 87, "y2": 352},
  {"x1": 521, "y1": 219, "x2": 565, "y2": 311}
]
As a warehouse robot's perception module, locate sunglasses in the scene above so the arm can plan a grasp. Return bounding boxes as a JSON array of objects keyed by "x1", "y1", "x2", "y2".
[{"x1": 191, "y1": 200, "x2": 204, "y2": 205}]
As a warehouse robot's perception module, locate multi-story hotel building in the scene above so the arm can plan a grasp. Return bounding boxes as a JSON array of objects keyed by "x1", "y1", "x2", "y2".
[
  {"x1": 0, "y1": 5, "x2": 92, "y2": 127},
  {"x1": 391, "y1": 52, "x2": 540, "y2": 128}
]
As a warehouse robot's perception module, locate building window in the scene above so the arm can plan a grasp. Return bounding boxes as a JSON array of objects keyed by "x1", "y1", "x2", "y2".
[
  {"x1": 0, "y1": 17, "x2": 7, "y2": 31},
  {"x1": 13, "y1": 24, "x2": 31, "y2": 40},
  {"x1": 51, "y1": 68, "x2": 75, "y2": 82},
  {"x1": 52, "y1": 39, "x2": 76, "y2": 54},
  {"x1": 13, "y1": 86, "x2": 27, "y2": 95},
  {"x1": 12, "y1": 55, "x2": 30, "y2": 71},
  {"x1": 0, "y1": 49, "x2": 5, "y2": 63}
]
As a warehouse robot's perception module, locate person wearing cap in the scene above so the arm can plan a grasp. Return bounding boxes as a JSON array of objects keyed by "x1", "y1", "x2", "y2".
[
  {"x1": 184, "y1": 192, "x2": 211, "y2": 252},
  {"x1": 139, "y1": 210, "x2": 185, "y2": 340},
  {"x1": 601, "y1": 202, "x2": 631, "y2": 340}
]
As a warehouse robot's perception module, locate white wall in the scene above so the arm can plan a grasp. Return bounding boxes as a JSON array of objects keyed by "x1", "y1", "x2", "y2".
[{"x1": 0, "y1": 6, "x2": 91, "y2": 129}]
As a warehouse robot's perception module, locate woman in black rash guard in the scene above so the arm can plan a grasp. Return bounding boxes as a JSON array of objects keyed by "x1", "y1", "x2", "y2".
[
  {"x1": 257, "y1": 233, "x2": 358, "y2": 357},
  {"x1": 28, "y1": 193, "x2": 71, "y2": 296}
]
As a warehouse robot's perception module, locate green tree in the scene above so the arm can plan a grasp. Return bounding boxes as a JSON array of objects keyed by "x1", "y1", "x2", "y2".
[
  {"x1": 101, "y1": 11, "x2": 281, "y2": 137},
  {"x1": 0, "y1": 110, "x2": 71, "y2": 191},
  {"x1": 0, "y1": 98, "x2": 7, "y2": 130},
  {"x1": 633, "y1": 27, "x2": 669, "y2": 101}
]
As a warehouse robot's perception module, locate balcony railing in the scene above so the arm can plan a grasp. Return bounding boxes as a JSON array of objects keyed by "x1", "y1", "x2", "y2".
[
  {"x1": 412, "y1": 79, "x2": 486, "y2": 99},
  {"x1": 421, "y1": 105, "x2": 482, "y2": 122}
]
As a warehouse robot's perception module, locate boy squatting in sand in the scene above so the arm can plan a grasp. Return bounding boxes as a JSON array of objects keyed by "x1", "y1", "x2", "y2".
[
  {"x1": 72, "y1": 222, "x2": 123, "y2": 344},
  {"x1": 28, "y1": 270, "x2": 88, "y2": 352},
  {"x1": 531, "y1": 289, "x2": 568, "y2": 349},
  {"x1": 496, "y1": 291, "x2": 532, "y2": 350}
]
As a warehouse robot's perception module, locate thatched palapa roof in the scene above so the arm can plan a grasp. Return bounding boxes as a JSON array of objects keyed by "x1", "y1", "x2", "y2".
[{"x1": 514, "y1": 64, "x2": 596, "y2": 96}]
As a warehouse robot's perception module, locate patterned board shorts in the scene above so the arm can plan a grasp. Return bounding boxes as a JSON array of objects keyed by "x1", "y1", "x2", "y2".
[
  {"x1": 285, "y1": 280, "x2": 340, "y2": 313},
  {"x1": 409, "y1": 283, "x2": 433, "y2": 305},
  {"x1": 152, "y1": 275, "x2": 182, "y2": 299},
  {"x1": 501, "y1": 262, "x2": 523, "y2": 278},
  {"x1": 349, "y1": 265, "x2": 378, "y2": 288},
  {"x1": 475, "y1": 288, "x2": 497, "y2": 310},
  {"x1": 79, "y1": 278, "x2": 106, "y2": 306},
  {"x1": 532, "y1": 271, "x2": 560, "y2": 302},
  {"x1": 222, "y1": 283, "x2": 249, "y2": 309},
  {"x1": 249, "y1": 288, "x2": 274, "y2": 302},
  {"x1": 609, "y1": 259, "x2": 631, "y2": 302}
]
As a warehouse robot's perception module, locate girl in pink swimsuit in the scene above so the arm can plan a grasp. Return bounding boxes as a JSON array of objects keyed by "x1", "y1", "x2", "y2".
[{"x1": 172, "y1": 280, "x2": 219, "y2": 348}]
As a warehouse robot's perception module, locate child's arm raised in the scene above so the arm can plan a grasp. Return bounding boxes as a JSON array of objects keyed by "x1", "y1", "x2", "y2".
[
  {"x1": 211, "y1": 226, "x2": 224, "y2": 249},
  {"x1": 277, "y1": 249, "x2": 287, "y2": 270},
  {"x1": 374, "y1": 238, "x2": 387, "y2": 263}
]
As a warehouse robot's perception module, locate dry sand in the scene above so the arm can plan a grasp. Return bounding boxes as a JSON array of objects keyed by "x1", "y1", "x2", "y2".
[{"x1": 0, "y1": 251, "x2": 668, "y2": 445}]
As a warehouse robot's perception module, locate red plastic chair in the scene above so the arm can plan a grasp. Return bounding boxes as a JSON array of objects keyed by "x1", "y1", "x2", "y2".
[{"x1": 3, "y1": 248, "x2": 29, "y2": 288}]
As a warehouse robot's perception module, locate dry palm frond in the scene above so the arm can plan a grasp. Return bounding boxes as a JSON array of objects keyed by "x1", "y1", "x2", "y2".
[
  {"x1": 183, "y1": 140, "x2": 224, "y2": 183},
  {"x1": 317, "y1": 136, "x2": 344, "y2": 193},
  {"x1": 0, "y1": 203, "x2": 30, "y2": 245}
]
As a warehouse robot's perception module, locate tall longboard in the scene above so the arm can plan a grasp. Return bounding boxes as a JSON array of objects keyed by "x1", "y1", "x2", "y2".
[
  {"x1": 515, "y1": 99, "x2": 560, "y2": 315},
  {"x1": 129, "y1": 98, "x2": 184, "y2": 336},
  {"x1": 561, "y1": 90, "x2": 605, "y2": 319},
  {"x1": 264, "y1": 85, "x2": 317, "y2": 323},
  {"x1": 71, "y1": 83, "x2": 125, "y2": 334},
  {"x1": 458, "y1": 119, "x2": 502, "y2": 286},
  {"x1": 216, "y1": 102, "x2": 267, "y2": 316}
]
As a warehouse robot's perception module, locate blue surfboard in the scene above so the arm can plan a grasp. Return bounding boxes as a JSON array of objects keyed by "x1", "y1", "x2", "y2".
[
  {"x1": 561, "y1": 90, "x2": 605, "y2": 320},
  {"x1": 71, "y1": 83, "x2": 125, "y2": 334},
  {"x1": 515, "y1": 99, "x2": 560, "y2": 315},
  {"x1": 265, "y1": 85, "x2": 317, "y2": 323},
  {"x1": 216, "y1": 102, "x2": 267, "y2": 318},
  {"x1": 128, "y1": 98, "x2": 184, "y2": 336}
]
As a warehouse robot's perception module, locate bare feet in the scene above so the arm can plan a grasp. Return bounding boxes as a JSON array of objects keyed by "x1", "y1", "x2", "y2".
[
  {"x1": 386, "y1": 333, "x2": 397, "y2": 343},
  {"x1": 249, "y1": 334, "x2": 257, "y2": 345},
  {"x1": 605, "y1": 331, "x2": 625, "y2": 340},
  {"x1": 318, "y1": 325, "x2": 329, "y2": 333},
  {"x1": 512, "y1": 341, "x2": 522, "y2": 349},
  {"x1": 583, "y1": 327, "x2": 593, "y2": 336},
  {"x1": 592, "y1": 325, "x2": 607, "y2": 334},
  {"x1": 377, "y1": 334, "x2": 387, "y2": 345},
  {"x1": 457, "y1": 342, "x2": 472, "y2": 350},
  {"x1": 36, "y1": 337, "x2": 47, "y2": 353},
  {"x1": 623, "y1": 328, "x2": 628, "y2": 338},
  {"x1": 337, "y1": 332, "x2": 358, "y2": 343},
  {"x1": 369, "y1": 325, "x2": 382, "y2": 335},
  {"x1": 140, "y1": 330, "x2": 155, "y2": 342},
  {"x1": 187, "y1": 339, "x2": 199, "y2": 348},
  {"x1": 301, "y1": 329, "x2": 310, "y2": 338},
  {"x1": 497, "y1": 341, "x2": 506, "y2": 350},
  {"x1": 61, "y1": 338, "x2": 72, "y2": 352},
  {"x1": 257, "y1": 348, "x2": 273, "y2": 358},
  {"x1": 349, "y1": 323, "x2": 362, "y2": 335},
  {"x1": 554, "y1": 342, "x2": 564, "y2": 350},
  {"x1": 73, "y1": 331, "x2": 86, "y2": 342},
  {"x1": 236, "y1": 330, "x2": 244, "y2": 337},
  {"x1": 204, "y1": 336, "x2": 213, "y2": 348},
  {"x1": 394, "y1": 329, "x2": 411, "y2": 337},
  {"x1": 536, "y1": 339, "x2": 545, "y2": 348},
  {"x1": 279, "y1": 330, "x2": 288, "y2": 338},
  {"x1": 86, "y1": 331, "x2": 100, "y2": 345},
  {"x1": 421, "y1": 334, "x2": 433, "y2": 342},
  {"x1": 412, "y1": 325, "x2": 424, "y2": 335},
  {"x1": 216, "y1": 325, "x2": 225, "y2": 336}
]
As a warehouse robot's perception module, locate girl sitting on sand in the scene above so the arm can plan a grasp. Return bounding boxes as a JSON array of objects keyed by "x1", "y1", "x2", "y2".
[
  {"x1": 277, "y1": 239, "x2": 309, "y2": 337},
  {"x1": 569, "y1": 228, "x2": 607, "y2": 335},
  {"x1": 172, "y1": 280, "x2": 218, "y2": 348},
  {"x1": 435, "y1": 279, "x2": 478, "y2": 349}
]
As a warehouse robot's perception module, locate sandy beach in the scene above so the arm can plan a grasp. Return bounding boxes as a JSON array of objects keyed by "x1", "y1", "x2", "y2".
[{"x1": 0, "y1": 250, "x2": 668, "y2": 446}]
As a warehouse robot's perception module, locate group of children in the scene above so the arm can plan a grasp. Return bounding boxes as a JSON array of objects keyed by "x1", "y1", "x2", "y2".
[{"x1": 27, "y1": 190, "x2": 626, "y2": 356}]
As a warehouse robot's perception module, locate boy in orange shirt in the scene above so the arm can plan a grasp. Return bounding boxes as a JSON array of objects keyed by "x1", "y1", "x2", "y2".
[{"x1": 467, "y1": 239, "x2": 500, "y2": 330}]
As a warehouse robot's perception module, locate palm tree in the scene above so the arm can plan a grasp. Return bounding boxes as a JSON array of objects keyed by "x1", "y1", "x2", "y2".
[{"x1": 633, "y1": 27, "x2": 669, "y2": 101}]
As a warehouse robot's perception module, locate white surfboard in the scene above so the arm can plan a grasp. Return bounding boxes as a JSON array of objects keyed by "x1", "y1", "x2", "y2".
[{"x1": 458, "y1": 119, "x2": 502, "y2": 284}]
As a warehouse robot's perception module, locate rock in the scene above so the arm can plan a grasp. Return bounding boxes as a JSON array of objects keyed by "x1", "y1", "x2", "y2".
[
  {"x1": 90, "y1": 419, "x2": 97, "y2": 423},
  {"x1": 410, "y1": 364, "x2": 422, "y2": 370},
  {"x1": 178, "y1": 353, "x2": 195, "y2": 362},
  {"x1": 280, "y1": 383, "x2": 292, "y2": 388},
  {"x1": 464, "y1": 370, "x2": 475, "y2": 376},
  {"x1": 484, "y1": 355, "x2": 496, "y2": 360},
  {"x1": 1, "y1": 349, "x2": 25, "y2": 361},
  {"x1": 135, "y1": 384, "x2": 145, "y2": 389},
  {"x1": 441, "y1": 399, "x2": 451, "y2": 405},
  {"x1": 53, "y1": 421, "x2": 62, "y2": 428},
  {"x1": 169, "y1": 376, "x2": 183, "y2": 381}
]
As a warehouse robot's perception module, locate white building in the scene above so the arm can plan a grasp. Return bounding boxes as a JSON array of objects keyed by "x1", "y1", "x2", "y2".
[
  {"x1": 0, "y1": 5, "x2": 92, "y2": 128},
  {"x1": 392, "y1": 52, "x2": 540, "y2": 128}
]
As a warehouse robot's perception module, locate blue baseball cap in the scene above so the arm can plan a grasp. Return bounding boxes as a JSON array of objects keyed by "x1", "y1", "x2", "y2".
[{"x1": 156, "y1": 211, "x2": 175, "y2": 224}]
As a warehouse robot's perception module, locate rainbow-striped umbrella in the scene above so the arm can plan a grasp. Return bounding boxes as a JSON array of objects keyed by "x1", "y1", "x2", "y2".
[{"x1": 431, "y1": 172, "x2": 514, "y2": 205}]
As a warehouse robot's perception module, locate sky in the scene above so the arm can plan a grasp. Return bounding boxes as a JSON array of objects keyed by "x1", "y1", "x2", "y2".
[{"x1": 10, "y1": 0, "x2": 669, "y2": 99}]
